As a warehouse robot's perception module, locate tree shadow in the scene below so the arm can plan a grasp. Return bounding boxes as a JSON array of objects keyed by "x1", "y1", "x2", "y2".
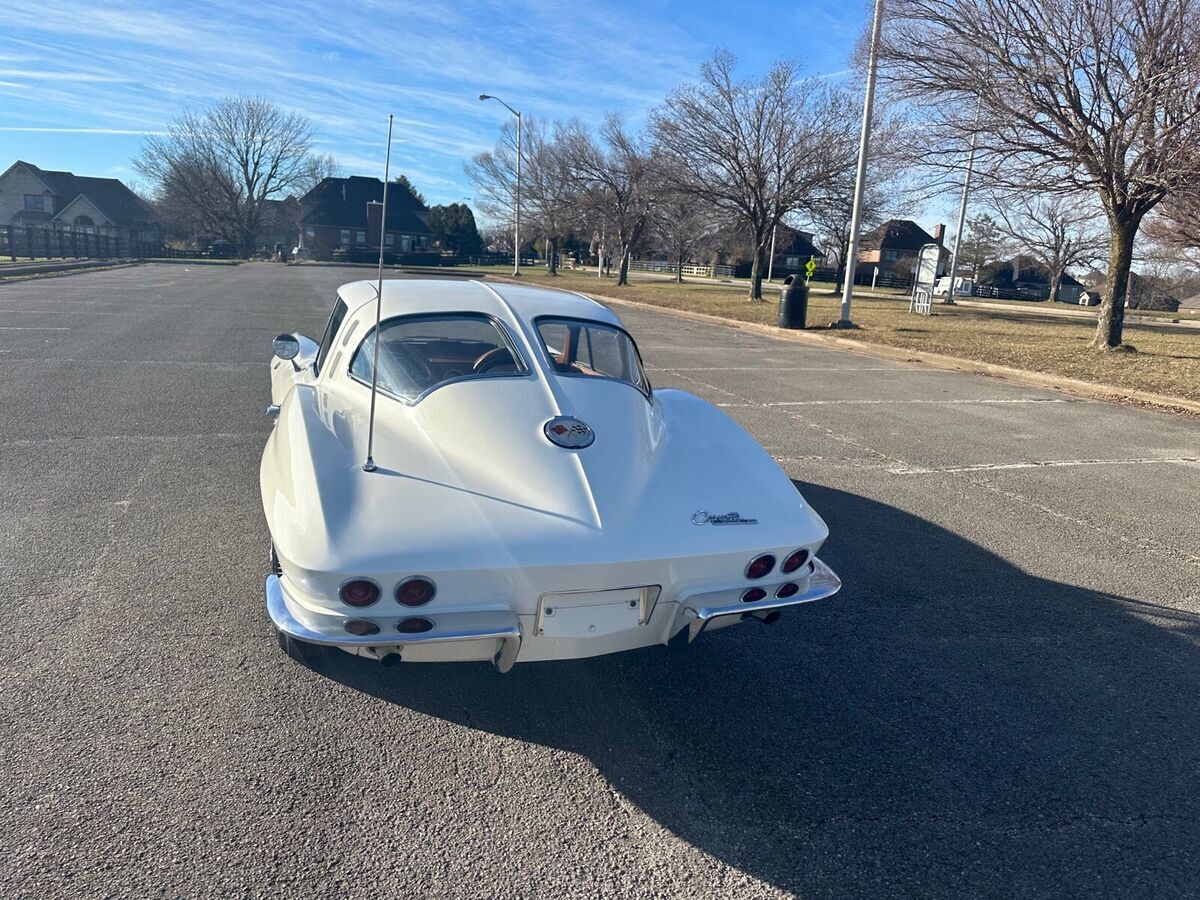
[{"x1": 314, "y1": 483, "x2": 1200, "y2": 896}]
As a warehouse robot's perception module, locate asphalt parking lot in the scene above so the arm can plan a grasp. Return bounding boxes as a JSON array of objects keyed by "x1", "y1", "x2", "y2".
[{"x1": 2, "y1": 262, "x2": 1198, "y2": 898}]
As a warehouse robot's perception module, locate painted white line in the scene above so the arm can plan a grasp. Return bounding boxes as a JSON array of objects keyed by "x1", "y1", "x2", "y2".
[
  {"x1": 0, "y1": 326, "x2": 70, "y2": 331},
  {"x1": 716, "y1": 397, "x2": 1067, "y2": 407},
  {"x1": 648, "y1": 365, "x2": 949, "y2": 373},
  {"x1": 890, "y1": 456, "x2": 1200, "y2": 475}
]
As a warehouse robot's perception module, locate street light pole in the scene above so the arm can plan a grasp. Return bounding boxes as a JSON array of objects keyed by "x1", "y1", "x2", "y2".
[
  {"x1": 836, "y1": 0, "x2": 884, "y2": 328},
  {"x1": 766, "y1": 222, "x2": 778, "y2": 283},
  {"x1": 944, "y1": 97, "x2": 982, "y2": 304},
  {"x1": 479, "y1": 94, "x2": 521, "y2": 276}
]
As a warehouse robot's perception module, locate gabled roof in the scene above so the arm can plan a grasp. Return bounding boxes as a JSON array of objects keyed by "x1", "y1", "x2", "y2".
[
  {"x1": 6, "y1": 160, "x2": 158, "y2": 227},
  {"x1": 300, "y1": 175, "x2": 431, "y2": 233},
  {"x1": 980, "y1": 256, "x2": 1083, "y2": 288},
  {"x1": 775, "y1": 226, "x2": 821, "y2": 258},
  {"x1": 858, "y1": 219, "x2": 937, "y2": 253}
]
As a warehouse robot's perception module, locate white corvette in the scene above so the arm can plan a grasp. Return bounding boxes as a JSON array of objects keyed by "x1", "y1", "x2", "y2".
[{"x1": 261, "y1": 279, "x2": 840, "y2": 671}]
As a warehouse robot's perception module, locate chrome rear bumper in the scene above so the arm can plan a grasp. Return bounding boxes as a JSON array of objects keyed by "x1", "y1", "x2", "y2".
[
  {"x1": 265, "y1": 575, "x2": 523, "y2": 672},
  {"x1": 678, "y1": 557, "x2": 842, "y2": 642}
]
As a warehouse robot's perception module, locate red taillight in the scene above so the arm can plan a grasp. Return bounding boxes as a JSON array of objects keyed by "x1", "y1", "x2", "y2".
[
  {"x1": 742, "y1": 587, "x2": 767, "y2": 602},
  {"x1": 340, "y1": 579, "x2": 380, "y2": 607},
  {"x1": 344, "y1": 618, "x2": 380, "y2": 636},
  {"x1": 776, "y1": 582, "x2": 800, "y2": 598},
  {"x1": 397, "y1": 617, "x2": 434, "y2": 634},
  {"x1": 745, "y1": 554, "x2": 776, "y2": 579},
  {"x1": 395, "y1": 577, "x2": 436, "y2": 607},
  {"x1": 781, "y1": 548, "x2": 810, "y2": 574}
]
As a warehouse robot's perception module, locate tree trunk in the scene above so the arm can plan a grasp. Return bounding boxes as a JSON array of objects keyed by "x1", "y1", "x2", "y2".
[
  {"x1": 676, "y1": 254, "x2": 683, "y2": 283},
  {"x1": 1049, "y1": 269, "x2": 1062, "y2": 303},
  {"x1": 748, "y1": 247, "x2": 764, "y2": 301},
  {"x1": 548, "y1": 236, "x2": 559, "y2": 275},
  {"x1": 618, "y1": 246, "x2": 631, "y2": 286},
  {"x1": 1093, "y1": 217, "x2": 1138, "y2": 349}
]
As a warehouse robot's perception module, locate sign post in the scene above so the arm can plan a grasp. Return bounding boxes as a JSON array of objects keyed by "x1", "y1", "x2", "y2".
[{"x1": 909, "y1": 242, "x2": 941, "y2": 315}]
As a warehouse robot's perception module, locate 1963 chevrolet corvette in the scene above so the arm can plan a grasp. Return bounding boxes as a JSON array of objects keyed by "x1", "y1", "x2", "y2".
[{"x1": 261, "y1": 278, "x2": 840, "y2": 671}]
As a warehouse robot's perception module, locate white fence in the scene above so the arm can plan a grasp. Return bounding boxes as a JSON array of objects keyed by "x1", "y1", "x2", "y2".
[{"x1": 628, "y1": 260, "x2": 735, "y2": 278}]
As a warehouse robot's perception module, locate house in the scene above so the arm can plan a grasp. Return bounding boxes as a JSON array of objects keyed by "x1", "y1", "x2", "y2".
[
  {"x1": 0, "y1": 159, "x2": 160, "y2": 251},
  {"x1": 856, "y1": 219, "x2": 944, "y2": 280},
  {"x1": 1178, "y1": 294, "x2": 1200, "y2": 315},
  {"x1": 770, "y1": 226, "x2": 823, "y2": 275},
  {"x1": 299, "y1": 175, "x2": 432, "y2": 261},
  {"x1": 979, "y1": 255, "x2": 1086, "y2": 302}
]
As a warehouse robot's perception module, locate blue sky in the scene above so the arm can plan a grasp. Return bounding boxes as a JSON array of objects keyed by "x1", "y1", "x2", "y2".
[{"x1": 1, "y1": 0, "x2": 868, "y2": 209}]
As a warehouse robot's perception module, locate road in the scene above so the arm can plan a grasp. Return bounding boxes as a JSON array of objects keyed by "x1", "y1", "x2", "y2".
[{"x1": 2, "y1": 263, "x2": 1198, "y2": 898}]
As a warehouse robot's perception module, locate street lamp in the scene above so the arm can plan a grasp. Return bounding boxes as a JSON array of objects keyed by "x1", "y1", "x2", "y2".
[
  {"x1": 479, "y1": 93, "x2": 521, "y2": 276},
  {"x1": 836, "y1": 0, "x2": 884, "y2": 327},
  {"x1": 944, "y1": 97, "x2": 982, "y2": 305}
]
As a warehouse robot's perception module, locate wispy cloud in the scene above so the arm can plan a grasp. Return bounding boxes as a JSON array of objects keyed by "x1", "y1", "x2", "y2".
[{"x1": 0, "y1": 0, "x2": 864, "y2": 203}]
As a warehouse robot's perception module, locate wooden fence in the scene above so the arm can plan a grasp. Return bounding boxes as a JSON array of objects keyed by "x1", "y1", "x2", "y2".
[{"x1": 0, "y1": 225, "x2": 164, "y2": 262}]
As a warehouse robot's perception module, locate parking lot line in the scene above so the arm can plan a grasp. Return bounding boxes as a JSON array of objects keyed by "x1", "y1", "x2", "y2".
[{"x1": 889, "y1": 456, "x2": 1200, "y2": 475}]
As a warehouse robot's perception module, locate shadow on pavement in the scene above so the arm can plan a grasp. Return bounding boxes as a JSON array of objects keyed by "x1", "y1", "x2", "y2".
[{"x1": 316, "y1": 483, "x2": 1200, "y2": 896}]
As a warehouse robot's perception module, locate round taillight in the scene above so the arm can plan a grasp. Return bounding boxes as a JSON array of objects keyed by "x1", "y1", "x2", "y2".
[
  {"x1": 781, "y1": 548, "x2": 810, "y2": 574},
  {"x1": 745, "y1": 554, "x2": 776, "y2": 579},
  {"x1": 395, "y1": 577, "x2": 436, "y2": 607},
  {"x1": 340, "y1": 578, "x2": 380, "y2": 607},
  {"x1": 397, "y1": 617, "x2": 433, "y2": 634},
  {"x1": 344, "y1": 618, "x2": 379, "y2": 636},
  {"x1": 742, "y1": 587, "x2": 767, "y2": 602},
  {"x1": 776, "y1": 582, "x2": 800, "y2": 598}
]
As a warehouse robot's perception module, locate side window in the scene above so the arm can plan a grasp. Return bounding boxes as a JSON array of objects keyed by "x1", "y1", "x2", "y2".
[{"x1": 314, "y1": 299, "x2": 348, "y2": 375}]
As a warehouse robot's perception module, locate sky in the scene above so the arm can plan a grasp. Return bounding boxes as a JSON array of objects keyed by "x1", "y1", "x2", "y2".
[{"x1": 0, "y1": 0, "x2": 869, "y2": 210}]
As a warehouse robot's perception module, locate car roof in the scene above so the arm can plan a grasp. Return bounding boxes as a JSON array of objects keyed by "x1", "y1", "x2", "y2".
[{"x1": 335, "y1": 278, "x2": 623, "y2": 330}]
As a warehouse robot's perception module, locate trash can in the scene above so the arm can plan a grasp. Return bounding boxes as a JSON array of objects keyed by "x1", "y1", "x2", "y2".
[{"x1": 778, "y1": 274, "x2": 808, "y2": 329}]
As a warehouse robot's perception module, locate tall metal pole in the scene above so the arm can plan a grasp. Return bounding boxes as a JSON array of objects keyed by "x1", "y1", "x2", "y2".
[
  {"x1": 363, "y1": 113, "x2": 394, "y2": 474},
  {"x1": 836, "y1": 0, "x2": 884, "y2": 327},
  {"x1": 944, "y1": 98, "x2": 982, "y2": 304},
  {"x1": 766, "y1": 222, "x2": 778, "y2": 283},
  {"x1": 479, "y1": 94, "x2": 522, "y2": 275},
  {"x1": 514, "y1": 110, "x2": 522, "y2": 276}
]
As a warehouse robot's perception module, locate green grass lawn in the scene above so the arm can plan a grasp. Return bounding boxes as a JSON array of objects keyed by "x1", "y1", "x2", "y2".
[{"x1": 475, "y1": 265, "x2": 1200, "y2": 405}]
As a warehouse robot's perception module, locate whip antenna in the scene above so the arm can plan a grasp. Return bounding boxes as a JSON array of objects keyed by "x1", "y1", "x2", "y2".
[{"x1": 363, "y1": 113, "x2": 393, "y2": 473}]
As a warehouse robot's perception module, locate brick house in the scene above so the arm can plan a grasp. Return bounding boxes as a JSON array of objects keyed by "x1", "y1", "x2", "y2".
[
  {"x1": 0, "y1": 160, "x2": 160, "y2": 250},
  {"x1": 299, "y1": 175, "x2": 432, "y2": 261},
  {"x1": 855, "y1": 219, "x2": 944, "y2": 279}
]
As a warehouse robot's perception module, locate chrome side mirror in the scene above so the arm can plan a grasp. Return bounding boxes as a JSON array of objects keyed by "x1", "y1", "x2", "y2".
[{"x1": 272, "y1": 333, "x2": 300, "y2": 361}]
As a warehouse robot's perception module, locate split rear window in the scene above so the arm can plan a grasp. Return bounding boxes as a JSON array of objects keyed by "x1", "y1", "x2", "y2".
[{"x1": 535, "y1": 317, "x2": 650, "y2": 396}]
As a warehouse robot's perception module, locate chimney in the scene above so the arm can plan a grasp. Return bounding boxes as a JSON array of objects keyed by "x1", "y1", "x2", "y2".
[{"x1": 933, "y1": 223, "x2": 945, "y2": 245}]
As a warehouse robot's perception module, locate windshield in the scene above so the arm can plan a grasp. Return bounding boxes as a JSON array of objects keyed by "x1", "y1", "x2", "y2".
[
  {"x1": 350, "y1": 313, "x2": 527, "y2": 402},
  {"x1": 535, "y1": 317, "x2": 650, "y2": 396}
]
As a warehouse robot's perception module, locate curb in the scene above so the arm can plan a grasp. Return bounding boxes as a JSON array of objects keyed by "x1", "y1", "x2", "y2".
[
  {"x1": 0, "y1": 261, "x2": 143, "y2": 284},
  {"x1": 492, "y1": 277, "x2": 1200, "y2": 418}
]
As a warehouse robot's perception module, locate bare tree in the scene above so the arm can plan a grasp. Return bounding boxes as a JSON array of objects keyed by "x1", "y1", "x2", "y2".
[
  {"x1": 465, "y1": 118, "x2": 519, "y2": 245},
  {"x1": 560, "y1": 115, "x2": 656, "y2": 286},
  {"x1": 989, "y1": 194, "x2": 1107, "y2": 301},
  {"x1": 805, "y1": 112, "x2": 913, "y2": 293},
  {"x1": 651, "y1": 51, "x2": 859, "y2": 300},
  {"x1": 1144, "y1": 186, "x2": 1200, "y2": 265},
  {"x1": 521, "y1": 121, "x2": 579, "y2": 275},
  {"x1": 879, "y1": 0, "x2": 1200, "y2": 348},
  {"x1": 652, "y1": 184, "x2": 720, "y2": 282},
  {"x1": 136, "y1": 97, "x2": 316, "y2": 257}
]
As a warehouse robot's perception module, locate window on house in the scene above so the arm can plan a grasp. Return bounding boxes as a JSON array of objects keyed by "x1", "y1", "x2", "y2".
[
  {"x1": 355, "y1": 230, "x2": 367, "y2": 244},
  {"x1": 340, "y1": 229, "x2": 351, "y2": 244},
  {"x1": 304, "y1": 227, "x2": 315, "y2": 240},
  {"x1": 24, "y1": 194, "x2": 45, "y2": 211},
  {"x1": 385, "y1": 234, "x2": 395, "y2": 246}
]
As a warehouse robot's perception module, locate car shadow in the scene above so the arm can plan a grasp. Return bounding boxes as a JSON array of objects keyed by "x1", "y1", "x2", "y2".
[{"x1": 313, "y1": 483, "x2": 1200, "y2": 895}]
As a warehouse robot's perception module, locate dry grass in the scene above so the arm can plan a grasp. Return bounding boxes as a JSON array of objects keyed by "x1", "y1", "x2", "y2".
[{"x1": 480, "y1": 266, "x2": 1200, "y2": 404}]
